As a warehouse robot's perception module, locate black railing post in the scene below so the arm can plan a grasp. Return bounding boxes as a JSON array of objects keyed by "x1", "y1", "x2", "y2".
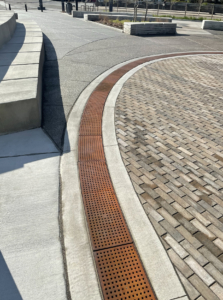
[{"x1": 109, "y1": 0, "x2": 113, "y2": 12}]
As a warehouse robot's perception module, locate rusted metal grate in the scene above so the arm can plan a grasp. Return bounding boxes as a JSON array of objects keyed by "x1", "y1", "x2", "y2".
[
  {"x1": 94, "y1": 244, "x2": 156, "y2": 300},
  {"x1": 79, "y1": 121, "x2": 102, "y2": 136},
  {"x1": 79, "y1": 161, "x2": 113, "y2": 194},
  {"x1": 82, "y1": 191, "x2": 132, "y2": 250},
  {"x1": 79, "y1": 136, "x2": 105, "y2": 161}
]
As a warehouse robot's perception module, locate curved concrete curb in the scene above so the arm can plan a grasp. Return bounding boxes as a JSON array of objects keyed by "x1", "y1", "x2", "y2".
[
  {"x1": 61, "y1": 51, "x2": 222, "y2": 300},
  {"x1": 0, "y1": 11, "x2": 16, "y2": 49},
  {"x1": 103, "y1": 57, "x2": 188, "y2": 300},
  {"x1": 0, "y1": 19, "x2": 44, "y2": 135}
]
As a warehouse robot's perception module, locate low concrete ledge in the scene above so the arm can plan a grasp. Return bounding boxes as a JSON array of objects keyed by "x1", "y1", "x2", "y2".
[
  {"x1": 84, "y1": 14, "x2": 172, "y2": 22},
  {"x1": 0, "y1": 11, "x2": 17, "y2": 49},
  {"x1": 202, "y1": 20, "x2": 223, "y2": 31},
  {"x1": 73, "y1": 11, "x2": 146, "y2": 18},
  {"x1": 0, "y1": 20, "x2": 44, "y2": 135},
  {"x1": 124, "y1": 22, "x2": 176, "y2": 35}
]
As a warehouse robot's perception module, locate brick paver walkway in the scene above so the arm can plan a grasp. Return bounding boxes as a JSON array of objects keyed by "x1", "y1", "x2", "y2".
[{"x1": 115, "y1": 54, "x2": 223, "y2": 300}]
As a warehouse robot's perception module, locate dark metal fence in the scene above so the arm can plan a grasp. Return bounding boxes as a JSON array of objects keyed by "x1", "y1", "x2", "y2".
[{"x1": 80, "y1": 0, "x2": 223, "y2": 20}]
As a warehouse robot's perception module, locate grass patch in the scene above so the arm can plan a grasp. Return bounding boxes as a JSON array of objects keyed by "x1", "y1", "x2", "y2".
[{"x1": 98, "y1": 16, "x2": 132, "y2": 29}]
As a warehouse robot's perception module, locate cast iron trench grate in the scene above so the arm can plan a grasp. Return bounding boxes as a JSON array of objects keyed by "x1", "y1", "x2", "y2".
[{"x1": 78, "y1": 52, "x2": 223, "y2": 300}]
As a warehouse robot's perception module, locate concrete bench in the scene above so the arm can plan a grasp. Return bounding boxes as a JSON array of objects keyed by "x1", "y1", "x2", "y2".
[
  {"x1": 202, "y1": 20, "x2": 223, "y2": 31},
  {"x1": 0, "y1": 11, "x2": 17, "y2": 49},
  {"x1": 73, "y1": 11, "x2": 146, "y2": 18},
  {"x1": 0, "y1": 15, "x2": 44, "y2": 135},
  {"x1": 124, "y1": 22, "x2": 176, "y2": 35},
  {"x1": 84, "y1": 14, "x2": 172, "y2": 23}
]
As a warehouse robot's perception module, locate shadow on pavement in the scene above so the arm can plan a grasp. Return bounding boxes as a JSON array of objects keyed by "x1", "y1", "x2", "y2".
[
  {"x1": 42, "y1": 33, "x2": 69, "y2": 152},
  {"x1": 0, "y1": 251, "x2": 23, "y2": 300}
]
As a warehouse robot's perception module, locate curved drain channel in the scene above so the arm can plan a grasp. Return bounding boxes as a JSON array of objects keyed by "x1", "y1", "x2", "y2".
[{"x1": 78, "y1": 51, "x2": 222, "y2": 300}]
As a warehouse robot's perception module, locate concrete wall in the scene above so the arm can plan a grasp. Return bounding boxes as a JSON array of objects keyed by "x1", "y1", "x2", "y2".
[
  {"x1": 124, "y1": 22, "x2": 176, "y2": 35},
  {"x1": 0, "y1": 12, "x2": 17, "y2": 49},
  {"x1": 202, "y1": 20, "x2": 223, "y2": 31},
  {"x1": 84, "y1": 14, "x2": 172, "y2": 22},
  {"x1": 0, "y1": 20, "x2": 44, "y2": 135}
]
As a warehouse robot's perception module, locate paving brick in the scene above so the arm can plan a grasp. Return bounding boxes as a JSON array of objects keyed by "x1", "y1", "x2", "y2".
[
  {"x1": 187, "y1": 207, "x2": 211, "y2": 227},
  {"x1": 140, "y1": 192, "x2": 161, "y2": 210},
  {"x1": 204, "y1": 263, "x2": 223, "y2": 287},
  {"x1": 195, "y1": 232, "x2": 222, "y2": 257},
  {"x1": 143, "y1": 202, "x2": 164, "y2": 222},
  {"x1": 174, "y1": 213, "x2": 198, "y2": 235},
  {"x1": 164, "y1": 234, "x2": 188, "y2": 259},
  {"x1": 180, "y1": 240, "x2": 208, "y2": 267},
  {"x1": 148, "y1": 215, "x2": 167, "y2": 237},
  {"x1": 177, "y1": 270, "x2": 200, "y2": 300},
  {"x1": 172, "y1": 202, "x2": 194, "y2": 221},
  {"x1": 157, "y1": 207, "x2": 180, "y2": 228},
  {"x1": 184, "y1": 256, "x2": 215, "y2": 286},
  {"x1": 168, "y1": 249, "x2": 193, "y2": 278},
  {"x1": 188, "y1": 274, "x2": 219, "y2": 300},
  {"x1": 159, "y1": 219, "x2": 184, "y2": 243},
  {"x1": 213, "y1": 238, "x2": 223, "y2": 252},
  {"x1": 210, "y1": 283, "x2": 223, "y2": 300}
]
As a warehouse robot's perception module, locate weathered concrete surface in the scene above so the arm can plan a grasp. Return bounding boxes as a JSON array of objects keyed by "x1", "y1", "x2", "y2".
[
  {"x1": 202, "y1": 20, "x2": 223, "y2": 31},
  {"x1": 0, "y1": 11, "x2": 16, "y2": 49},
  {"x1": 124, "y1": 22, "x2": 177, "y2": 35},
  {"x1": 0, "y1": 128, "x2": 67, "y2": 300},
  {"x1": 0, "y1": 20, "x2": 44, "y2": 135}
]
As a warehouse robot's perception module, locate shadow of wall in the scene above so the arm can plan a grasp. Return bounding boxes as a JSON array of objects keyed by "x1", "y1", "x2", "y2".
[
  {"x1": 0, "y1": 251, "x2": 23, "y2": 300},
  {"x1": 41, "y1": 33, "x2": 68, "y2": 152}
]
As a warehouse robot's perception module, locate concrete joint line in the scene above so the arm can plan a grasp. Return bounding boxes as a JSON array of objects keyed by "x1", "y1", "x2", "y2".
[{"x1": 61, "y1": 51, "x2": 223, "y2": 300}]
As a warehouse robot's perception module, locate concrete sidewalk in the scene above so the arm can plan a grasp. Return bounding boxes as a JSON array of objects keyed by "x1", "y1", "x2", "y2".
[{"x1": 0, "y1": 129, "x2": 67, "y2": 300}]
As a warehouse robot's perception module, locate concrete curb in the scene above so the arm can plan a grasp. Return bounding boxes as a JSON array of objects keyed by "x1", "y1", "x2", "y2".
[{"x1": 61, "y1": 51, "x2": 222, "y2": 300}]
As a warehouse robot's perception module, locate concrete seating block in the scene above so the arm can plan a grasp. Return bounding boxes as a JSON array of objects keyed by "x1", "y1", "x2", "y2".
[
  {"x1": 0, "y1": 19, "x2": 44, "y2": 135},
  {"x1": 124, "y1": 22, "x2": 176, "y2": 35},
  {"x1": 0, "y1": 12, "x2": 16, "y2": 49},
  {"x1": 202, "y1": 20, "x2": 223, "y2": 31},
  {"x1": 0, "y1": 78, "x2": 42, "y2": 134}
]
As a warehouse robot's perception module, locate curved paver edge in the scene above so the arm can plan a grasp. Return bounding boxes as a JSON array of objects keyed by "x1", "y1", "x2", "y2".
[{"x1": 61, "y1": 51, "x2": 222, "y2": 300}]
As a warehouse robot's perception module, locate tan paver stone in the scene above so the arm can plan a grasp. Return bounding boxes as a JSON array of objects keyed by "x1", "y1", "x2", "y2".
[
  {"x1": 180, "y1": 240, "x2": 208, "y2": 267},
  {"x1": 184, "y1": 256, "x2": 215, "y2": 286},
  {"x1": 164, "y1": 234, "x2": 188, "y2": 259},
  {"x1": 168, "y1": 249, "x2": 193, "y2": 278},
  {"x1": 204, "y1": 263, "x2": 223, "y2": 287},
  {"x1": 188, "y1": 274, "x2": 219, "y2": 300},
  {"x1": 177, "y1": 270, "x2": 200, "y2": 300},
  {"x1": 210, "y1": 283, "x2": 223, "y2": 300}
]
